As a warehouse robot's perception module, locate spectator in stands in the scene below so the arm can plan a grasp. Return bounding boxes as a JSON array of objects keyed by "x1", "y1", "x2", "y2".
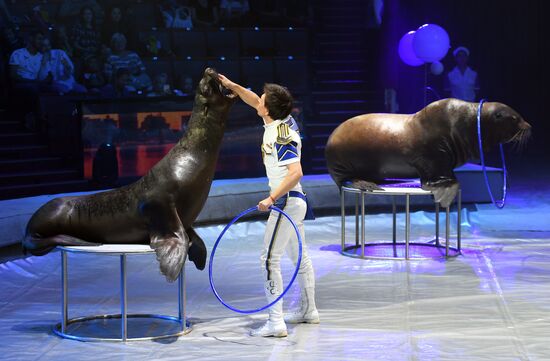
[
  {"x1": 30, "y1": 4, "x2": 54, "y2": 32},
  {"x1": 58, "y1": 0, "x2": 103, "y2": 25},
  {"x1": 147, "y1": 72, "x2": 172, "y2": 97},
  {"x1": 104, "y1": 32, "x2": 152, "y2": 91},
  {"x1": 192, "y1": 0, "x2": 220, "y2": 27},
  {"x1": 82, "y1": 56, "x2": 106, "y2": 91},
  {"x1": 8, "y1": 30, "x2": 52, "y2": 129},
  {"x1": 247, "y1": 0, "x2": 283, "y2": 26},
  {"x1": 101, "y1": 6, "x2": 130, "y2": 45},
  {"x1": 8, "y1": 30, "x2": 46, "y2": 86},
  {"x1": 160, "y1": 0, "x2": 193, "y2": 28},
  {"x1": 38, "y1": 37, "x2": 87, "y2": 94},
  {"x1": 100, "y1": 67, "x2": 135, "y2": 98},
  {"x1": 173, "y1": 75, "x2": 193, "y2": 96},
  {"x1": 0, "y1": 0, "x2": 14, "y2": 27},
  {"x1": 70, "y1": 6, "x2": 101, "y2": 60},
  {"x1": 219, "y1": 0, "x2": 249, "y2": 25},
  {"x1": 2, "y1": 25, "x2": 24, "y2": 53},
  {"x1": 54, "y1": 25, "x2": 74, "y2": 58}
]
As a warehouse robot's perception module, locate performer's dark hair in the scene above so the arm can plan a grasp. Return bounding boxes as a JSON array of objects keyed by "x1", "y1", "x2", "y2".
[{"x1": 263, "y1": 83, "x2": 293, "y2": 120}]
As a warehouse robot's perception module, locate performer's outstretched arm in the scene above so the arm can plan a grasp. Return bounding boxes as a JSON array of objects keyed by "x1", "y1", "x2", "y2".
[{"x1": 218, "y1": 73, "x2": 260, "y2": 110}]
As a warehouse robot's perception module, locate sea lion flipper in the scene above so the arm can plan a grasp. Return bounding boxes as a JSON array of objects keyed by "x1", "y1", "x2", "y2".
[
  {"x1": 23, "y1": 233, "x2": 101, "y2": 256},
  {"x1": 150, "y1": 229, "x2": 188, "y2": 283},
  {"x1": 187, "y1": 227, "x2": 207, "y2": 271},
  {"x1": 349, "y1": 179, "x2": 382, "y2": 191},
  {"x1": 421, "y1": 177, "x2": 459, "y2": 208},
  {"x1": 142, "y1": 201, "x2": 188, "y2": 282}
]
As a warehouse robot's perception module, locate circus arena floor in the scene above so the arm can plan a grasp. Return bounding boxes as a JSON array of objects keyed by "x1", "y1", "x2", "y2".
[{"x1": 1, "y1": 158, "x2": 549, "y2": 361}]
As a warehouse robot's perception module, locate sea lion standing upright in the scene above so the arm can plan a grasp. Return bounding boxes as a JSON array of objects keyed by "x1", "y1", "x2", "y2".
[
  {"x1": 325, "y1": 98, "x2": 531, "y2": 207},
  {"x1": 23, "y1": 68, "x2": 237, "y2": 282}
]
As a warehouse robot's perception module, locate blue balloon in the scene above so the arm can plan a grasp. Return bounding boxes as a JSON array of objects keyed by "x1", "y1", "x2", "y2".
[
  {"x1": 412, "y1": 24, "x2": 450, "y2": 62},
  {"x1": 398, "y1": 31, "x2": 424, "y2": 67}
]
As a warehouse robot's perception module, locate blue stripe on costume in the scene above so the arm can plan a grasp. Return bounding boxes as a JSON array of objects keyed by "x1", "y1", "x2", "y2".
[{"x1": 275, "y1": 141, "x2": 299, "y2": 162}]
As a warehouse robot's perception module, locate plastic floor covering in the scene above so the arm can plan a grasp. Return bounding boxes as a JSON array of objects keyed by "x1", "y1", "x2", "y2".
[{"x1": 1, "y1": 182, "x2": 549, "y2": 361}]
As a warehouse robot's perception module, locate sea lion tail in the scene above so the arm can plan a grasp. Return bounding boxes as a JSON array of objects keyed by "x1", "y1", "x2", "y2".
[{"x1": 22, "y1": 233, "x2": 101, "y2": 256}]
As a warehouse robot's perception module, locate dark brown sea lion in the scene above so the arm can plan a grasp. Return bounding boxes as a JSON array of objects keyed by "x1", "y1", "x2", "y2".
[
  {"x1": 325, "y1": 98, "x2": 531, "y2": 207},
  {"x1": 22, "y1": 68, "x2": 237, "y2": 282}
]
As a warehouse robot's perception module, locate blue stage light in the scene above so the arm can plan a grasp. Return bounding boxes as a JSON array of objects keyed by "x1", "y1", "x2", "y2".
[
  {"x1": 254, "y1": 26, "x2": 259, "y2": 31},
  {"x1": 254, "y1": 56, "x2": 260, "y2": 60},
  {"x1": 220, "y1": 56, "x2": 226, "y2": 61},
  {"x1": 288, "y1": 55, "x2": 294, "y2": 60},
  {"x1": 220, "y1": 27, "x2": 225, "y2": 31},
  {"x1": 186, "y1": 56, "x2": 192, "y2": 60}
]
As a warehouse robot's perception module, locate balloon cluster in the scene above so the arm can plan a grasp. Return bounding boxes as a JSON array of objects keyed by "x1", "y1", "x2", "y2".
[{"x1": 398, "y1": 24, "x2": 449, "y2": 75}]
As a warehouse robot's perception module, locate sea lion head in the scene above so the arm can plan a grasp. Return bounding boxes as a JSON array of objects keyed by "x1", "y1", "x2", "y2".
[
  {"x1": 482, "y1": 102, "x2": 532, "y2": 150},
  {"x1": 196, "y1": 68, "x2": 237, "y2": 113}
]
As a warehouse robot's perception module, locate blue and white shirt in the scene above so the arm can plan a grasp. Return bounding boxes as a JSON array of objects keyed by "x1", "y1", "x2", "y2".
[{"x1": 261, "y1": 119, "x2": 303, "y2": 194}]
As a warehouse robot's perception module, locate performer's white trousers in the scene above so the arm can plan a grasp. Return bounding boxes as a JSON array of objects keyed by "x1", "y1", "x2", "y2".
[{"x1": 261, "y1": 196, "x2": 314, "y2": 302}]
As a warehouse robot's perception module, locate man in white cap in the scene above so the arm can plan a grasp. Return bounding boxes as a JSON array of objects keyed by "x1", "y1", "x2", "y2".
[{"x1": 446, "y1": 46, "x2": 479, "y2": 102}]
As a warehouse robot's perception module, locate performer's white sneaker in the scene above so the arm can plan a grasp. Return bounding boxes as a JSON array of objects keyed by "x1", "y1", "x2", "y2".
[
  {"x1": 250, "y1": 320, "x2": 288, "y2": 337},
  {"x1": 284, "y1": 309, "x2": 320, "y2": 324}
]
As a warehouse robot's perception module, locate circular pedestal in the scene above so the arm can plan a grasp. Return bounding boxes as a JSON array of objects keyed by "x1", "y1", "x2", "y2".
[
  {"x1": 53, "y1": 314, "x2": 192, "y2": 342},
  {"x1": 342, "y1": 242, "x2": 461, "y2": 260}
]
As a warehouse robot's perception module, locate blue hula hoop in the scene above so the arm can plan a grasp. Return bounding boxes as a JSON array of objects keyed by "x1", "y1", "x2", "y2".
[
  {"x1": 208, "y1": 205, "x2": 303, "y2": 314},
  {"x1": 477, "y1": 99, "x2": 508, "y2": 208}
]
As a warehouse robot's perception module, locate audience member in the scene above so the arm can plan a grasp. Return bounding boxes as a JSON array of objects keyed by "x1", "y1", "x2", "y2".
[
  {"x1": 192, "y1": 0, "x2": 220, "y2": 27},
  {"x1": 160, "y1": 0, "x2": 193, "y2": 28},
  {"x1": 219, "y1": 0, "x2": 249, "y2": 25},
  {"x1": 104, "y1": 32, "x2": 151, "y2": 91},
  {"x1": 54, "y1": 24, "x2": 74, "y2": 58},
  {"x1": 58, "y1": 0, "x2": 103, "y2": 25},
  {"x1": 70, "y1": 6, "x2": 101, "y2": 60},
  {"x1": 38, "y1": 37, "x2": 87, "y2": 94},
  {"x1": 0, "y1": 0, "x2": 14, "y2": 27},
  {"x1": 100, "y1": 67, "x2": 136, "y2": 98},
  {"x1": 101, "y1": 6, "x2": 130, "y2": 45},
  {"x1": 141, "y1": 33, "x2": 174, "y2": 57},
  {"x1": 82, "y1": 56, "x2": 106, "y2": 91},
  {"x1": 9, "y1": 30, "x2": 45, "y2": 86},
  {"x1": 2, "y1": 25, "x2": 24, "y2": 53},
  {"x1": 147, "y1": 72, "x2": 172, "y2": 97},
  {"x1": 8, "y1": 30, "x2": 52, "y2": 128}
]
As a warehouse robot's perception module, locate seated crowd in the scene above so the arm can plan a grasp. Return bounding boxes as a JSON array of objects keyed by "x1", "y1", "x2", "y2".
[{"x1": 1, "y1": 0, "x2": 311, "y2": 102}]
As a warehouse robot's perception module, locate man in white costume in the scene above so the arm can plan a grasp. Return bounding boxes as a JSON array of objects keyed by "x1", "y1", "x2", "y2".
[
  {"x1": 446, "y1": 46, "x2": 479, "y2": 102},
  {"x1": 219, "y1": 74, "x2": 319, "y2": 337}
]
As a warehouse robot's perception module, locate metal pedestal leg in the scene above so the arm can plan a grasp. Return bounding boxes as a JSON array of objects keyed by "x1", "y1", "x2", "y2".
[
  {"x1": 405, "y1": 194, "x2": 410, "y2": 260},
  {"x1": 61, "y1": 251, "x2": 68, "y2": 334},
  {"x1": 361, "y1": 191, "x2": 365, "y2": 258},
  {"x1": 457, "y1": 189, "x2": 462, "y2": 252},
  {"x1": 445, "y1": 207, "x2": 450, "y2": 257},
  {"x1": 178, "y1": 267, "x2": 186, "y2": 332},
  {"x1": 120, "y1": 255, "x2": 127, "y2": 341},
  {"x1": 435, "y1": 202, "x2": 440, "y2": 246},
  {"x1": 340, "y1": 187, "x2": 345, "y2": 251},
  {"x1": 392, "y1": 196, "x2": 396, "y2": 244},
  {"x1": 355, "y1": 193, "x2": 359, "y2": 247}
]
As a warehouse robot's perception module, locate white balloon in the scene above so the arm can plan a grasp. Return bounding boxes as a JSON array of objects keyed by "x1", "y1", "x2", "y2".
[{"x1": 430, "y1": 61, "x2": 444, "y2": 75}]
